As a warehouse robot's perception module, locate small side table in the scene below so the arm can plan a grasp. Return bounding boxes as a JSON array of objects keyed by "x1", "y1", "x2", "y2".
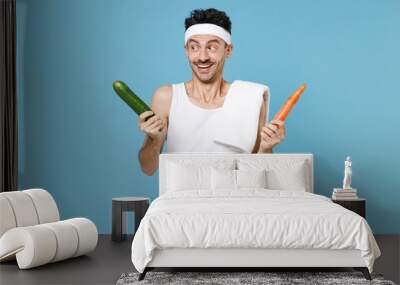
[
  {"x1": 332, "y1": 198, "x2": 366, "y2": 218},
  {"x1": 112, "y1": 197, "x2": 149, "y2": 242}
]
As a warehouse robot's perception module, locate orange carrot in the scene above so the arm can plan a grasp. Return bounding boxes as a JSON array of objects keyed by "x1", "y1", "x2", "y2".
[{"x1": 273, "y1": 84, "x2": 307, "y2": 122}]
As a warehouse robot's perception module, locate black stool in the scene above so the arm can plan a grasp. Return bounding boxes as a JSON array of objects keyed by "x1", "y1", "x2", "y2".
[{"x1": 112, "y1": 197, "x2": 149, "y2": 242}]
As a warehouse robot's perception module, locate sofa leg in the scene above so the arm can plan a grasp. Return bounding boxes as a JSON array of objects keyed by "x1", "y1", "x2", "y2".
[
  {"x1": 354, "y1": 267, "x2": 371, "y2": 280},
  {"x1": 138, "y1": 268, "x2": 148, "y2": 281}
]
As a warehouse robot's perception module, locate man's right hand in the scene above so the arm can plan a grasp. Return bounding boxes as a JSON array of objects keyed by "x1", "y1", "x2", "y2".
[{"x1": 138, "y1": 111, "x2": 167, "y2": 142}]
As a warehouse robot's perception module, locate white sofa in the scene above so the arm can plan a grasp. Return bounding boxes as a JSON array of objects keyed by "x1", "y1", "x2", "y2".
[{"x1": 0, "y1": 188, "x2": 98, "y2": 269}]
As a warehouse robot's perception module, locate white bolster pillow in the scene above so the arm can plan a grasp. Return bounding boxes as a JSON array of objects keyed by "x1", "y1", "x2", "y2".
[{"x1": 0, "y1": 218, "x2": 98, "y2": 269}]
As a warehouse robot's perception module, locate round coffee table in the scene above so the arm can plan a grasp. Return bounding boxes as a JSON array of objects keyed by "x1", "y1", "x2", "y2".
[{"x1": 111, "y1": 197, "x2": 149, "y2": 242}]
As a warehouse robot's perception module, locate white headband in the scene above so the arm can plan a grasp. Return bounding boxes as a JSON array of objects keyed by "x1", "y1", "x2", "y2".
[{"x1": 184, "y1": 23, "x2": 231, "y2": 46}]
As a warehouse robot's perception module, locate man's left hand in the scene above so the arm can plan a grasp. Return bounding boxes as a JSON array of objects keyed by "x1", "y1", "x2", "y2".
[{"x1": 258, "y1": 119, "x2": 286, "y2": 153}]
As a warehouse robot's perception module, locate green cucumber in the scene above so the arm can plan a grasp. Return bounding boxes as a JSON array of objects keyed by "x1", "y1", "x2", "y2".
[{"x1": 113, "y1": 80, "x2": 154, "y2": 122}]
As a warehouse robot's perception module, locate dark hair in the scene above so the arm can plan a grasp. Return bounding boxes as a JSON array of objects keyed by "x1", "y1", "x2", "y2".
[{"x1": 185, "y1": 8, "x2": 231, "y2": 34}]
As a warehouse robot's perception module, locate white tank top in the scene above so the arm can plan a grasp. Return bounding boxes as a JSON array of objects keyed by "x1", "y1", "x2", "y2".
[{"x1": 166, "y1": 81, "x2": 239, "y2": 153}]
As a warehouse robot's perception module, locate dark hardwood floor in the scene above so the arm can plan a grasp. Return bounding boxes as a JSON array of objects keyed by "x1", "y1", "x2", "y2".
[{"x1": 0, "y1": 234, "x2": 398, "y2": 285}]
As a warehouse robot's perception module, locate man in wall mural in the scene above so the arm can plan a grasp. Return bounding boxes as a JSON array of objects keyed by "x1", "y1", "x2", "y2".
[{"x1": 138, "y1": 8, "x2": 286, "y2": 176}]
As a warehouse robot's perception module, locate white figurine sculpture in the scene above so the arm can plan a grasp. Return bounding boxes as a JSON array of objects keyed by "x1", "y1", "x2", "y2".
[{"x1": 342, "y1": 156, "x2": 352, "y2": 190}]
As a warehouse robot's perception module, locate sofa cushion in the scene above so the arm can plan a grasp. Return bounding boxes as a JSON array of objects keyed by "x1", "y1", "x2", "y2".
[
  {"x1": 0, "y1": 189, "x2": 60, "y2": 238},
  {"x1": 23, "y1": 189, "x2": 59, "y2": 224},
  {"x1": 0, "y1": 218, "x2": 97, "y2": 269},
  {"x1": 0, "y1": 196, "x2": 17, "y2": 237},
  {"x1": 0, "y1": 192, "x2": 39, "y2": 227}
]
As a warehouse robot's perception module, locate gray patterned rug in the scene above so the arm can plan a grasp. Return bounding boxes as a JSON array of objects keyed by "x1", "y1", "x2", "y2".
[{"x1": 116, "y1": 271, "x2": 396, "y2": 285}]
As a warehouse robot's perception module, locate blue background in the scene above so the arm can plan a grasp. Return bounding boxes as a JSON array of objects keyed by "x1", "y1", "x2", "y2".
[{"x1": 16, "y1": 0, "x2": 400, "y2": 233}]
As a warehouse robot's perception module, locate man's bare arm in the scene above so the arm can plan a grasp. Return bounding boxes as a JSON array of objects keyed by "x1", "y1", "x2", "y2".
[
  {"x1": 138, "y1": 85, "x2": 172, "y2": 176},
  {"x1": 138, "y1": 132, "x2": 165, "y2": 176}
]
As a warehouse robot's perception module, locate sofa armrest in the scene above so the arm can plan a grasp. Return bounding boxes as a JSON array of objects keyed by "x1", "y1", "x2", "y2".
[{"x1": 0, "y1": 218, "x2": 98, "y2": 269}]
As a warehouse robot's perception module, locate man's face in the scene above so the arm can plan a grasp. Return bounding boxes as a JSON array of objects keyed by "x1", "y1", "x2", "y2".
[{"x1": 185, "y1": 34, "x2": 233, "y2": 83}]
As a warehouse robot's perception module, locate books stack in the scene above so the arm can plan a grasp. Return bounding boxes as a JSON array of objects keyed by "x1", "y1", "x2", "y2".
[{"x1": 332, "y1": 188, "x2": 358, "y2": 200}]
